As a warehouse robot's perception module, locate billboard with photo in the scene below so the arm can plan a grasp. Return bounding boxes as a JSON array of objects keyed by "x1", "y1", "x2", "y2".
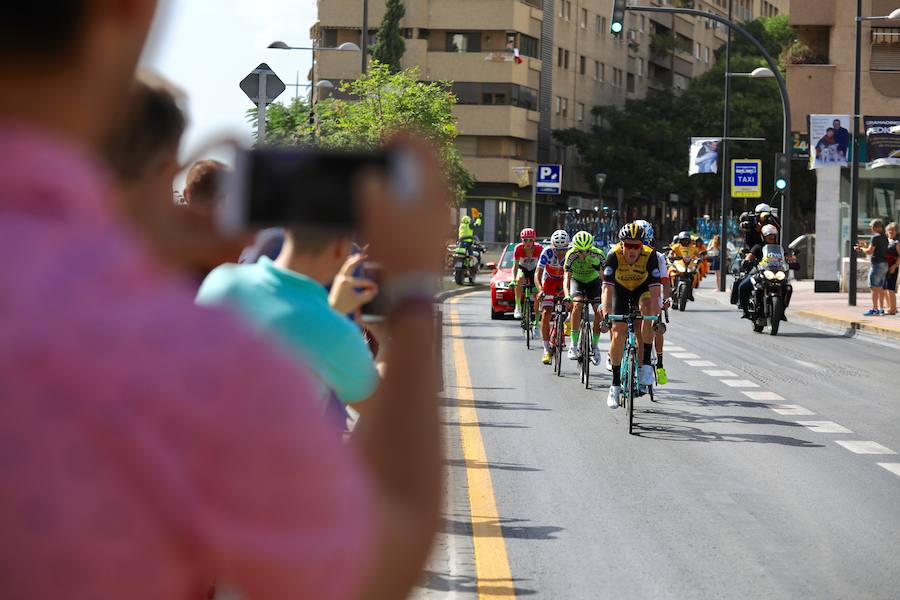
[
  {"x1": 688, "y1": 138, "x2": 721, "y2": 175},
  {"x1": 864, "y1": 116, "x2": 900, "y2": 169},
  {"x1": 808, "y1": 114, "x2": 851, "y2": 169}
]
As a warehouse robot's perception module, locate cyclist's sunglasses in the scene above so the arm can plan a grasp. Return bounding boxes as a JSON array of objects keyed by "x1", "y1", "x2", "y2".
[{"x1": 623, "y1": 241, "x2": 643, "y2": 250}]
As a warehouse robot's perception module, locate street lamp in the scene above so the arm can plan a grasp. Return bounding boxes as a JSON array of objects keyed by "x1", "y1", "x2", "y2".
[
  {"x1": 728, "y1": 67, "x2": 775, "y2": 78},
  {"x1": 849, "y1": 4, "x2": 900, "y2": 306},
  {"x1": 268, "y1": 41, "x2": 359, "y2": 103}
]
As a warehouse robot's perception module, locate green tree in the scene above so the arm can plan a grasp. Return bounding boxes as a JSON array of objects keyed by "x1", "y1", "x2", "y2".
[
  {"x1": 554, "y1": 16, "x2": 815, "y2": 233},
  {"x1": 245, "y1": 96, "x2": 312, "y2": 146},
  {"x1": 371, "y1": 0, "x2": 406, "y2": 73}
]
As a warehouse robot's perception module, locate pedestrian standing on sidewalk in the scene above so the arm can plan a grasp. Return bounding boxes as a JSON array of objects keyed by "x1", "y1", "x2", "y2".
[
  {"x1": 884, "y1": 222, "x2": 898, "y2": 315},
  {"x1": 708, "y1": 234, "x2": 722, "y2": 290},
  {"x1": 856, "y1": 219, "x2": 889, "y2": 316}
]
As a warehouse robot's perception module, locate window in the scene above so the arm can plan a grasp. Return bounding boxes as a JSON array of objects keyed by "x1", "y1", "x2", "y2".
[
  {"x1": 640, "y1": 16, "x2": 646, "y2": 33},
  {"x1": 581, "y1": 8, "x2": 588, "y2": 28},
  {"x1": 557, "y1": 47, "x2": 564, "y2": 67},
  {"x1": 417, "y1": 28, "x2": 430, "y2": 40},
  {"x1": 627, "y1": 73, "x2": 635, "y2": 93},
  {"x1": 481, "y1": 83, "x2": 508, "y2": 105},
  {"x1": 579, "y1": 55, "x2": 586, "y2": 75},
  {"x1": 555, "y1": 96, "x2": 561, "y2": 115},
  {"x1": 596, "y1": 15, "x2": 603, "y2": 33},
  {"x1": 402, "y1": 28, "x2": 414, "y2": 39},
  {"x1": 576, "y1": 102, "x2": 585, "y2": 122},
  {"x1": 446, "y1": 32, "x2": 481, "y2": 52},
  {"x1": 564, "y1": 49, "x2": 570, "y2": 69},
  {"x1": 322, "y1": 28, "x2": 338, "y2": 47},
  {"x1": 566, "y1": 1, "x2": 572, "y2": 20},
  {"x1": 451, "y1": 83, "x2": 539, "y2": 110},
  {"x1": 594, "y1": 60, "x2": 601, "y2": 80},
  {"x1": 637, "y1": 58, "x2": 644, "y2": 77},
  {"x1": 519, "y1": 34, "x2": 539, "y2": 59},
  {"x1": 559, "y1": 0, "x2": 564, "y2": 18},
  {"x1": 704, "y1": 46, "x2": 710, "y2": 63},
  {"x1": 561, "y1": 97, "x2": 568, "y2": 118},
  {"x1": 695, "y1": 42, "x2": 701, "y2": 59}
]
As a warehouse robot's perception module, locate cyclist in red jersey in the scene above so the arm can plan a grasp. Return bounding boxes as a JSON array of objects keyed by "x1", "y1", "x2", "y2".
[{"x1": 512, "y1": 228, "x2": 543, "y2": 325}]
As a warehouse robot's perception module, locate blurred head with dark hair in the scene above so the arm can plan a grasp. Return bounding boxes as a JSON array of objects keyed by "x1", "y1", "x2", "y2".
[
  {"x1": 184, "y1": 160, "x2": 227, "y2": 212},
  {"x1": 0, "y1": 0, "x2": 160, "y2": 149}
]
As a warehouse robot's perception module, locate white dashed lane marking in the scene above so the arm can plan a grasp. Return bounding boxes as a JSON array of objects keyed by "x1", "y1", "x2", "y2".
[
  {"x1": 671, "y1": 352, "x2": 701, "y2": 359},
  {"x1": 666, "y1": 346, "x2": 687, "y2": 352},
  {"x1": 877, "y1": 463, "x2": 900, "y2": 478},
  {"x1": 796, "y1": 421, "x2": 853, "y2": 434},
  {"x1": 771, "y1": 405, "x2": 815, "y2": 416},
  {"x1": 743, "y1": 391, "x2": 785, "y2": 401},
  {"x1": 835, "y1": 441, "x2": 897, "y2": 455},
  {"x1": 684, "y1": 360, "x2": 717, "y2": 367},
  {"x1": 721, "y1": 379, "x2": 760, "y2": 388},
  {"x1": 702, "y1": 370, "x2": 738, "y2": 377}
]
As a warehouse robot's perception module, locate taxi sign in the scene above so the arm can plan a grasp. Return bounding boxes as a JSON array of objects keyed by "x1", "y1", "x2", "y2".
[{"x1": 731, "y1": 159, "x2": 762, "y2": 198}]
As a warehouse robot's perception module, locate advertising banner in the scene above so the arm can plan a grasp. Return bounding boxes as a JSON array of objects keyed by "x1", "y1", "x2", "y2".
[
  {"x1": 864, "y1": 116, "x2": 900, "y2": 169},
  {"x1": 808, "y1": 114, "x2": 851, "y2": 169},
  {"x1": 688, "y1": 137, "x2": 721, "y2": 175},
  {"x1": 791, "y1": 132, "x2": 809, "y2": 160}
]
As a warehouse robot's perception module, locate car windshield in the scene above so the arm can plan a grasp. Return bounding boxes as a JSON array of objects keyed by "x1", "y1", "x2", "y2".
[{"x1": 499, "y1": 243, "x2": 516, "y2": 269}]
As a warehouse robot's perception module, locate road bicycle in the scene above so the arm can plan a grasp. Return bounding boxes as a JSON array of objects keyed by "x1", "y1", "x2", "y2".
[
  {"x1": 547, "y1": 295, "x2": 569, "y2": 377},
  {"x1": 513, "y1": 277, "x2": 540, "y2": 349},
  {"x1": 607, "y1": 312, "x2": 659, "y2": 435},
  {"x1": 571, "y1": 298, "x2": 599, "y2": 389}
]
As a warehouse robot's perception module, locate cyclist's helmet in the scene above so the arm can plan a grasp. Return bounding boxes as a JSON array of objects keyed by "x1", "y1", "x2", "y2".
[
  {"x1": 572, "y1": 230, "x2": 594, "y2": 251},
  {"x1": 461, "y1": 215, "x2": 471, "y2": 225},
  {"x1": 618, "y1": 222, "x2": 646, "y2": 243},
  {"x1": 550, "y1": 229, "x2": 570, "y2": 250},
  {"x1": 677, "y1": 230, "x2": 691, "y2": 244},
  {"x1": 762, "y1": 224, "x2": 779, "y2": 238},
  {"x1": 520, "y1": 227, "x2": 536, "y2": 240},
  {"x1": 633, "y1": 219, "x2": 654, "y2": 242},
  {"x1": 755, "y1": 203, "x2": 772, "y2": 214}
]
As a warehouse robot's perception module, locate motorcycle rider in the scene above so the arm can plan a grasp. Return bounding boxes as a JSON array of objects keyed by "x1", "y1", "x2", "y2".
[
  {"x1": 668, "y1": 231, "x2": 701, "y2": 298},
  {"x1": 737, "y1": 224, "x2": 796, "y2": 317},
  {"x1": 733, "y1": 205, "x2": 781, "y2": 304},
  {"x1": 458, "y1": 215, "x2": 475, "y2": 254},
  {"x1": 536, "y1": 230, "x2": 571, "y2": 365}
]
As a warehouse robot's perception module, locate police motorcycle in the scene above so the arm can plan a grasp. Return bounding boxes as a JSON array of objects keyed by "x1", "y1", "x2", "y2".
[
  {"x1": 451, "y1": 238, "x2": 484, "y2": 285},
  {"x1": 746, "y1": 244, "x2": 794, "y2": 336}
]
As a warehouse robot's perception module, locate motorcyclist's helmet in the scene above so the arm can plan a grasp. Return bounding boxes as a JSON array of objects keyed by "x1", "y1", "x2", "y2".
[
  {"x1": 761, "y1": 224, "x2": 779, "y2": 239},
  {"x1": 619, "y1": 222, "x2": 646, "y2": 243},
  {"x1": 633, "y1": 219, "x2": 654, "y2": 242},
  {"x1": 550, "y1": 229, "x2": 570, "y2": 250},
  {"x1": 461, "y1": 215, "x2": 471, "y2": 225},
  {"x1": 677, "y1": 230, "x2": 691, "y2": 244},
  {"x1": 572, "y1": 231, "x2": 594, "y2": 251},
  {"x1": 520, "y1": 228, "x2": 536, "y2": 240},
  {"x1": 755, "y1": 203, "x2": 772, "y2": 214}
]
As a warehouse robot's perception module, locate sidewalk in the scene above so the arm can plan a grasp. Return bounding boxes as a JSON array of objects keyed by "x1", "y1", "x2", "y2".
[{"x1": 696, "y1": 278, "x2": 900, "y2": 343}]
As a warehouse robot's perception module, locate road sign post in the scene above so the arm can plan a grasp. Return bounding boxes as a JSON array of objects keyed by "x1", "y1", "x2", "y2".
[
  {"x1": 240, "y1": 63, "x2": 286, "y2": 146},
  {"x1": 730, "y1": 159, "x2": 762, "y2": 199},
  {"x1": 535, "y1": 164, "x2": 562, "y2": 230}
]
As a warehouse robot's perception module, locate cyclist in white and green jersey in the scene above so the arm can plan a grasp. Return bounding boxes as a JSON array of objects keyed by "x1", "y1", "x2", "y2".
[{"x1": 563, "y1": 231, "x2": 607, "y2": 365}]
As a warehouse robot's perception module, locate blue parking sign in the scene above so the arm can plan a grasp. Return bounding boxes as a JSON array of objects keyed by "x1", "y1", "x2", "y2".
[
  {"x1": 536, "y1": 164, "x2": 562, "y2": 195},
  {"x1": 731, "y1": 159, "x2": 762, "y2": 198}
]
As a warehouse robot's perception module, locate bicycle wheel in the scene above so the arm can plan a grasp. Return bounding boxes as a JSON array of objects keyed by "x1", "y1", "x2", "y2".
[
  {"x1": 524, "y1": 298, "x2": 532, "y2": 350},
  {"x1": 626, "y1": 347, "x2": 639, "y2": 434},
  {"x1": 554, "y1": 314, "x2": 564, "y2": 376},
  {"x1": 582, "y1": 321, "x2": 592, "y2": 389}
]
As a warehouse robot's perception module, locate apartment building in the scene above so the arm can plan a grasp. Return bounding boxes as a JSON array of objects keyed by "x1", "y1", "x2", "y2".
[
  {"x1": 787, "y1": 0, "x2": 900, "y2": 292},
  {"x1": 313, "y1": 0, "x2": 786, "y2": 241}
]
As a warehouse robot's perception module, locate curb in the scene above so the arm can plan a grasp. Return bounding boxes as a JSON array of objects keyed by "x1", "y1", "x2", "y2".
[
  {"x1": 694, "y1": 288, "x2": 900, "y2": 343},
  {"x1": 435, "y1": 283, "x2": 488, "y2": 303}
]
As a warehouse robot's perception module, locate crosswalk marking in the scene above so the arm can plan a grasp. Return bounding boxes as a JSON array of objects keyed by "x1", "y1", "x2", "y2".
[
  {"x1": 836, "y1": 441, "x2": 897, "y2": 455},
  {"x1": 684, "y1": 360, "x2": 717, "y2": 367},
  {"x1": 877, "y1": 463, "x2": 900, "y2": 478},
  {"x1": 671, "y1": 352, "x2": 701, "y2": 359},
  {"x1": 702, "y1": 370, "x2": 738, "y2": 377}
]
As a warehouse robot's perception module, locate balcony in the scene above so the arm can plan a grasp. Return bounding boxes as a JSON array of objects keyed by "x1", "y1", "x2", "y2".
[
  {"x1": 461, "y1": 157, "x2": 536, "y2": 185},
  {"x1": 426, "y1": 52, "x2": 541, "y2": 88},
  {"x1": 786, "y1": 63, "x2": 837, "y2": 129},
  {"x1": 315, "y1": 49, "x2": 363, "y2": 82},
  {"x1": 428, "y1": 0, "x2": 542, "y2": 35},
  {"x1": 789, "y1": 0, "x2": 835, "y2": 27},
  {"x1": 453, "y1": 105, "x2": 539, "y2": 140}
]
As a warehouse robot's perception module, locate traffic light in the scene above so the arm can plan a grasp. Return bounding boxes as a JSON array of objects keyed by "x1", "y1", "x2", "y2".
[
  {"x1": 611, "y1": 0, "x2": 627, "y2": 34},
  {"x1": 774, "y1": 152, "x2": 790, "y2": 192}
]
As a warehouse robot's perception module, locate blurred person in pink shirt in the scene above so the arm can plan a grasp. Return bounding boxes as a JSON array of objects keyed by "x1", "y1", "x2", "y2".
[{"x1": 0, "y1": 2, "x2": 444, "y2": 600}]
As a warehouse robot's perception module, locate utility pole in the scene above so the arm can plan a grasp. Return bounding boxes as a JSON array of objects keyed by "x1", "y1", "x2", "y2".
[
  {"x1": 849, "y1": 0, "x2": 863, "y2": 306},
  {"x1": 361, "y1": 0, "x2": 369, "y2": 74},
  {"x1": 718, "y1": 0, "x2": 733, "y2": 293}
]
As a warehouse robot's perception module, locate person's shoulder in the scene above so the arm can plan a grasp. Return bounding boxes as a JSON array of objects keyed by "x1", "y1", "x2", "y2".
[{"x1": 196, "y1": 262, "x2": 267, "y2": 305}]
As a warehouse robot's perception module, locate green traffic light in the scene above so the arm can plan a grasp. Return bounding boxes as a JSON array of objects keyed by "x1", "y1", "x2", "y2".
[
  {"x1": 611, "y1": 22, "x2": 623, "y2": 33},
  {"x1": 775, "y1": 179, "x2": 787, "y2": 190}
]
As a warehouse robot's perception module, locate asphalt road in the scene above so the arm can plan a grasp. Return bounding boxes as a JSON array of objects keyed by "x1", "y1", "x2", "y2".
[{"x1": 416, "y1": 283, "x2": 900, "y2": 599}]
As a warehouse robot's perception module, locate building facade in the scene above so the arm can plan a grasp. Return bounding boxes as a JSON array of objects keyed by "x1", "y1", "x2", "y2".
[
  {"x1": 313, "y1": 0, "x2": 786, "y2": 241},
  {"x1": 788, "y1": 0, "x2": 900, "y2": 292}
]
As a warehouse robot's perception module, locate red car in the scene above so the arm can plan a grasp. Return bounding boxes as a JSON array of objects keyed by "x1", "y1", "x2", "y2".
[{"x1": 489, "y1": 243, "x2": 517, "y2": 319}]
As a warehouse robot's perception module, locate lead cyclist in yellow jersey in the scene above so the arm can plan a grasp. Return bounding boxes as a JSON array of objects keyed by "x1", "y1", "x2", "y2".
[{"x1": 601, "y1": 223, "x2": 662, "y2": 409}]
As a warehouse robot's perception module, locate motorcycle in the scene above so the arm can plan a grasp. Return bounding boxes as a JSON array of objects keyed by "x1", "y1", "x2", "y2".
[
  {"x1": 450, "y1": 241, "x2": 484, "y2": 285},
  {"x1": 669, "y1": 255, "x2": 702, "y2": 312},
  {"x1": 747, "y1": 244, "x2": 792, "y2": 336}
]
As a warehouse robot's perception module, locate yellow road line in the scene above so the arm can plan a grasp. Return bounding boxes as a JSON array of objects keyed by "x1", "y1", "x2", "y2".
[{"x1": 448, "y1": 298, "x2": 516, "y2": 599}]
